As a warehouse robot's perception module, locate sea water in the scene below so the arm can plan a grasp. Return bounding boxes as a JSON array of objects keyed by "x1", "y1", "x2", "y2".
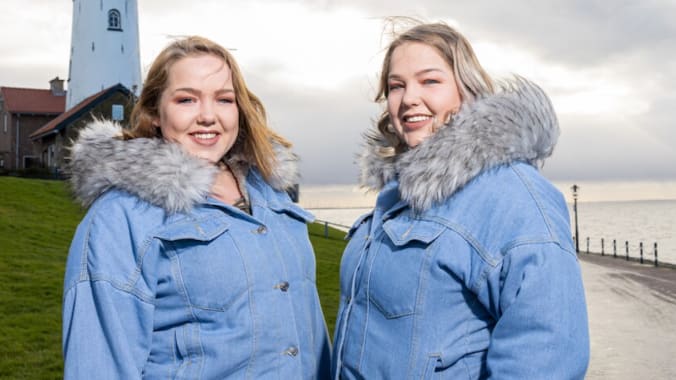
[{"x1": 299, "y1": 185, "x2": 676, "y2": 265}]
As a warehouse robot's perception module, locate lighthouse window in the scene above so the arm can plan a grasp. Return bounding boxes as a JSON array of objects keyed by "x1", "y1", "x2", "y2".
[{"x1": 108, "y1": 9, "x2": 122, "y2": 31}]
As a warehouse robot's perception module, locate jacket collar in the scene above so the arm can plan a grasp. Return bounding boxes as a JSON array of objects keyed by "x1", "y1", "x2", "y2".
[
  {"x1": 359, "y1": 77, "x2": 559, "y2": 213},
  {"x1": 68, "y1": 120, "x2": 300, "y2": 213}
]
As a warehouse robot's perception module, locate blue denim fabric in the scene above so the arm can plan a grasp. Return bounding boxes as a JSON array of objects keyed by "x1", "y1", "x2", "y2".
[
  {"x1": 63, "y1": 170, "x2": 331, "y2": 379},
  {"x1": 332, "y1": 162, "x2": 589, "y2": 379}
]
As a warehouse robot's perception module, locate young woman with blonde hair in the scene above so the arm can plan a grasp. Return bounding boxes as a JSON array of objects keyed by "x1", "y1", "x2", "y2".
[
  {"x1": 332, "y1": 21, "x2": 589, "y2": 379},
  {"x1": 63, "y1": 36, "x2": 330, "y2": 379}
]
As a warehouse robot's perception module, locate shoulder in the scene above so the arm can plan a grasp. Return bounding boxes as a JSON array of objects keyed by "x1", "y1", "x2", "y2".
[
  {"x1": 425, "y1": 162, "x2": 573, "y2": 256},
  {"x1": 64, "y1": 189, "x2": 182, "y2": 295},
  {"x1": 86, "y1": 188, "x2": 169, "y2": 227},
  {"x1": 472, "y1": 162, "x2": 565, "y2": 209},
  {"x1": 246, "y1": 169, "x2": 314, "y2": 223}
]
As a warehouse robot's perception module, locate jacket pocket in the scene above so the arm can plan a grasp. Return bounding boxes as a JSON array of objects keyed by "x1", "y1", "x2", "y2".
[
  {"x1": 368, "y1": 218, "x2": 444, "y2": 319},
  {"x1": 156, "y1": 217, "x2": 249, "y2": 311}
]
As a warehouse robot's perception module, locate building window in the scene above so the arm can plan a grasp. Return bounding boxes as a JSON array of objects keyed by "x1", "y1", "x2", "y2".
[
  {"x1": 3, "y1": 113, "x2": 6, "y2": 133},
  {"x1": 108, "y1": 9, "x2": 122, "y2": 31},
  {"x1": 112, "y1": 104, "x2": 124, "y2": 121}
]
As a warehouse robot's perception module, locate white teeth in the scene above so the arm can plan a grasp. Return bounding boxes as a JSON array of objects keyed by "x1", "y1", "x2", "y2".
[
  {"x1": 405, "y1": 115, "x2": 431, "y2": 123},
  {"x1": 193, "y1": 133, "x2": 217, "y2": 139}
]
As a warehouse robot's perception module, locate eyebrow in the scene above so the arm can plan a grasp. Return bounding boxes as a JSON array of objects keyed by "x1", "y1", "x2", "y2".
[
  {"x1": 172, "y1": 87, "x2": 235, "y2": 95},
  {"x1": 388, "y1": 68, "x2": 446, "y2": 80}
]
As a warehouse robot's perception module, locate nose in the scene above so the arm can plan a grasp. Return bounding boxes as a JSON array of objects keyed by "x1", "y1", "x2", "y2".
[
  {"x1": 401, "y1": 84, "x2": 421, "y2": 107},
  {"x1": 197, "y1": 101, "x2": 215, "y2": 125}
]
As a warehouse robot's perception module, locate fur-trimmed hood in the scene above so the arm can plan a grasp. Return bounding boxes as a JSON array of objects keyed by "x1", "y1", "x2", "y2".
[
  {"x1": 359, "y1": 77, "x2": 559, "y2": 212},
  {"x1": 68, "y1": 120, "x2": 300, "y2": 213}
]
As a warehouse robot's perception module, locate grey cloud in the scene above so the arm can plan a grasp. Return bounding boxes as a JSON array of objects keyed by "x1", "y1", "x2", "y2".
[
  {"x1": 544, "y1": 114, "x2": 676, "y2": 181},
  {"x1": 0, "y1": 63, "x2": 67, "y2": 88},
  {"x1": 5, "y1": 0, "x2": 676, "y2": 184},
  {"x1": 245, "y1": 72, "x2": 380, "y2": 184},
  {"x1": 312, "y1": 0, "x2": 676, "y2": 67}
]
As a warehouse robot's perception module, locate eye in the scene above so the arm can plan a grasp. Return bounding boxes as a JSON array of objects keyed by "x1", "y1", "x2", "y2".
[
  {"x1": 218, "y1": 97, "x2": 235, "y2": 104},
  {"x1": 176, "y1": 97, "x2": 195, "y2": 104},
  {"x1": 422, "y1": 78, "x2": 440, "y2": 85},
  {"x1": 388, "y1": 82, "x2": 403, "y2": 91}
]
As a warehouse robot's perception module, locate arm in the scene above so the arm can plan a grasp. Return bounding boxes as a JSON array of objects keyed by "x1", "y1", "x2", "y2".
[
  {"x1": 62, "y1": 281, "x2": 155, "y2": 379},
  {"x1": 481, "y1": 243, "x2": 589, "y2": 379},
  {"x1": 62, "y1": 203, "x2": 156, "y2": 379}
]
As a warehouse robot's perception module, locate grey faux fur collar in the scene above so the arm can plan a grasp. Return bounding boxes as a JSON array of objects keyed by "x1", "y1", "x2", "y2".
[
  {"x1": 68, "y1": 120, "x2": 300, "y2": 213},
  {"x1": 359, "y1": 77, "x2": 559, "y2": 212}
]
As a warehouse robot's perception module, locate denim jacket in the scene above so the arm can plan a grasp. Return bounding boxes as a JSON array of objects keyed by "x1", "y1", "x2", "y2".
[
  {"x1": 63, "y1": 121, "x2": 331, "y2": 379},
  {"x1": 332, "y1": 79, "x2": 589, "y2": 379}
]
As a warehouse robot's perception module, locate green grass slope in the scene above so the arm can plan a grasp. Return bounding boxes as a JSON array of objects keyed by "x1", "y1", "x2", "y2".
[
  {"x1": 0, "y1": 177, "x2": 84, "y2": 379},
  {"x1": 0, "y1": 177, "x2": 345, "y2": 379}
]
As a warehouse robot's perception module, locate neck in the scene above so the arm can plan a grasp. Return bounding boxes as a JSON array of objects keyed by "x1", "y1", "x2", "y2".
[{"x1": 210, "y1": 165, "x2": 243, "y2": 205}]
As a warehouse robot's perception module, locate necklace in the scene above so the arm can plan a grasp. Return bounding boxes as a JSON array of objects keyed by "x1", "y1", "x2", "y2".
[{"x1": 221, "y1": 162, "x2": 251, "y2": 214}]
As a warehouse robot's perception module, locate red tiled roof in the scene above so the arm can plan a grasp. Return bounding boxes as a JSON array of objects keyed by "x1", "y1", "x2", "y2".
[
  {"x1": 0, "y1": 87, "x2": 66, "y2": 114},
  {"x1": 30, "y1": 84, "x2": 130, "y2": 139}
]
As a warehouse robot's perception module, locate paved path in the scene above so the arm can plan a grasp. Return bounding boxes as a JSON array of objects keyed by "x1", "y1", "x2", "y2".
[{"x1": 579, "y1": 253, "x2": 676, "y2": 379}]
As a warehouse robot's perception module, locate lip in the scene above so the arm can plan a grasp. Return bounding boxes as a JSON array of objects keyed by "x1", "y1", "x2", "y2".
[
  {"x1": 400, "y1": 114, "x2": 433, "y2": 132},
  {"x1": 188, "y1": 131, "x2": 220, "y2": 146}
]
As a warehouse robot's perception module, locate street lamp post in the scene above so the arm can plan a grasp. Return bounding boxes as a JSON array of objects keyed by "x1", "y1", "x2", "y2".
[{"x1": 571, "y1": 184, "x2": 580, "y2": 253}]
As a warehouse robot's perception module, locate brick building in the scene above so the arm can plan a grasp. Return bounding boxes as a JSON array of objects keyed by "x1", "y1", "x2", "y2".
[{"x1": 0, "y1": 78, "x2": 66, "y2": 170}]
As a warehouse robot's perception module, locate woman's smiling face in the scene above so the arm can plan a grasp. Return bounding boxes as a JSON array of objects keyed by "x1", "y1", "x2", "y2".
[
  {"x1": 387, "y1": 42, "x2": 462, "y2": 148},
  {"x1": 155, "y1": 54, "x2": 239, "y2": 163}
]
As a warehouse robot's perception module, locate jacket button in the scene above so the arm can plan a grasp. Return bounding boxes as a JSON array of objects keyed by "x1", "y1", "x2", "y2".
[
  {"x1": 255, "y1": 225, "x2": 267, "y2": 234},
  {"x1": 283, "y1": 346, "x2": 299, "y2": 357},
  {"x1": 274, "y1": 281, "x2": 289, "y2": 292}
]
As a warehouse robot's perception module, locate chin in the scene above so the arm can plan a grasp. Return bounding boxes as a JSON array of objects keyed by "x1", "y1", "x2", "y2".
[
  {"x1": 407, "y1": 132, "x2": 434, "y2": 148},
  {"x1": 405, "y1": 137, "x2": 424, "y2": 148}
]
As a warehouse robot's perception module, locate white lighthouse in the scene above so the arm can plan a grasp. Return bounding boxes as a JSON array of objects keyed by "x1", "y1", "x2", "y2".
[{"x1": 66, "y1": 0, "x2": 142, "y2": 110}]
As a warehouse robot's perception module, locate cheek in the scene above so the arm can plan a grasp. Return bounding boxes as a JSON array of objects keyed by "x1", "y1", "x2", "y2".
[
  {"x1": 230, "y1": 124, "x2": 240, "y2": 144},
  {"x1": 386, "y1": 96, "x2": 400, "y2": 121},
  {"x1": 232, "y1": 109, "x2": 240, "y2": 128},
  {"x1": 439, "y1": 87, "x2": 462, "y2": 111},
  {"x1": 158, "y1": 124, "x2": 177, "y2": 142},
  {"x1": 219, "y1": 107, "x2": 240, "y2": 130}
]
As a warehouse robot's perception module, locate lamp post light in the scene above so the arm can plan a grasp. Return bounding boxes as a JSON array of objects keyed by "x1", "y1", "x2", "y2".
[{"x1": 571, "y1": 184, "x2": 580, "y2": 253}]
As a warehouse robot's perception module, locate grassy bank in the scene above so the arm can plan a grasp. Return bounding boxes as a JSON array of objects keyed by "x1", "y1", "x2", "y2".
[
  {"x1": 0, "y1": 177, "x2": 345, "y2": 379},
  {"x1": 308, "y1": 222, "x2": 347, "y2": 335}
]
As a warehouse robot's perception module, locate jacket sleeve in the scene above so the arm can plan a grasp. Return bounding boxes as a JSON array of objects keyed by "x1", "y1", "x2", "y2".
[
  {"x1": 62, "y1": 203, "x2": 156, "y2": 380},
  {"x1": 479, "y1": 243, "x2": 590, "y2": 379}
]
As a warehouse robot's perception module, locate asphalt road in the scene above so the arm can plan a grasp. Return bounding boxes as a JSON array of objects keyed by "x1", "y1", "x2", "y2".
[{"x1": 579, "y1": 253, "x2": 676, "y2": 379}]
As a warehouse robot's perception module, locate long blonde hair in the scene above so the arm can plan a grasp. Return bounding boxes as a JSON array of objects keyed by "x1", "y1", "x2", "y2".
[
  {"x1": 374, "y1": 20, "x2": 495, "y2": 155},
  {"x1": 126, "y1": 35, "x2": 290, "y2": 181}
]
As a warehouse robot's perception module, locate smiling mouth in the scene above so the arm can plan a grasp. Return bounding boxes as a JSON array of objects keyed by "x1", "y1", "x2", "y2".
[
  {"x1": 403, "y1": 115, "x2": 432, "y2": 123},
  {"x1": 401, "y1": 114, "x2": 433, "y2": 131},
  {"x1": 191, "y1": 132, "x2": 218, "y2": 140}
]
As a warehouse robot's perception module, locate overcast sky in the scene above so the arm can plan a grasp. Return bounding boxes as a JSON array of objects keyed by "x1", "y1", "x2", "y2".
[{"x1": 2, "y1": 0, "x2": 676, "y2": 190}]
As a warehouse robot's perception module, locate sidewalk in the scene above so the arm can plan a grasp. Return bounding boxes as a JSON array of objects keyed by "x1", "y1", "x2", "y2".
[{"x1": 579, "y1": 253, "x2": 676, "y2": 379}]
